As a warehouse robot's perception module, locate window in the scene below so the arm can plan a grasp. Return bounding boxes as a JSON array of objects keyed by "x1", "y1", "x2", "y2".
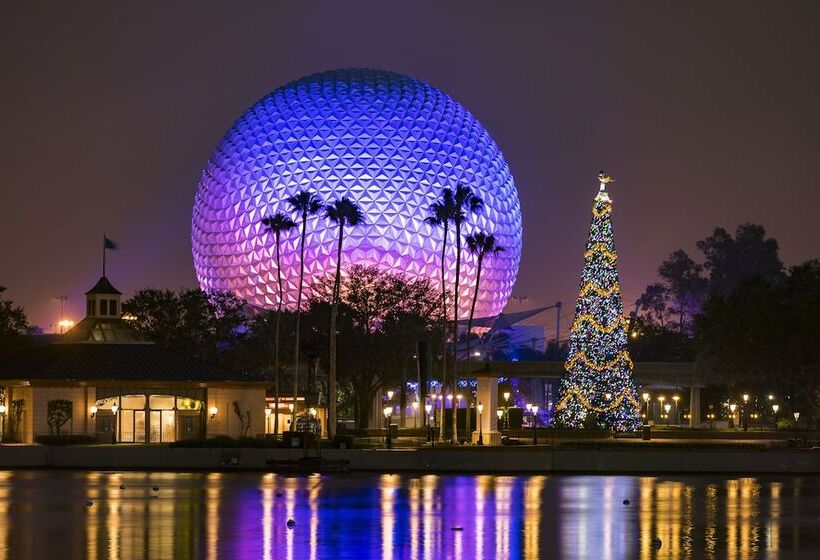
[
  {"x1": 100, "y1": 299, "x2": 108, "y2": 316},
  {"x1": 120, "y1": 395, "x2": 146, "y2": 409},
  {"x1": 87, "y1": 299, "x2": 96, "y2": 316},
  {"x1": 177, "y1": 397, "x2": 202, "y2": 411},
  {"x1": 109, "y1": 299, "x2": 118, "y2": 316},
  {"x1": 149, "y1": 395, "x2": 175, "y2": 410}
]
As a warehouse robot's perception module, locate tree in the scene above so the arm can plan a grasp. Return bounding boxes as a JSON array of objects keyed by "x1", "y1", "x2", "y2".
[
  {"x1": 425, "y1": 184, "x2": 482, "y2": 442},
  {"x1": 697, "y1": 223, "x2": 783, "y2": 297},
  {"x1": 696, "y1": 260, "x2": 820, "y2": 425},
  {"x1": 465, "y1": 231, "x2": 504, "y2": 439},
  {"x1": 260, "y1": 211, "x2": 297, "y2": 437},
  {"x1": 47, "y1": 400, "x2": 73, "y2": 436},
  {"x1": 555, "y1": 176, "x2": 642, "y2": 431},
  {"x1": 123, "y1": 288, "x2": 246, "y2": 365},
  {"x1": 635, "y1": 283, "x2": 668, "y2": 328},
  {"x1": 657, "y1": 250, "x2": 707, "y2": 334},
  {"x1": 286, "y1": 190, "x2": 324, "y2": 427},
  {"x1": 0, "y1": 286, "x2": 32, "y2": 356},
  {"x1": 310, "y1": 265, "x2": 441, "y2": 429},
  {"x1": 424, "y1": 187, "x2": 456, "y2": 440},
  {"x1": 325, "y1": 197, "x2": 365, "y2": 439}
]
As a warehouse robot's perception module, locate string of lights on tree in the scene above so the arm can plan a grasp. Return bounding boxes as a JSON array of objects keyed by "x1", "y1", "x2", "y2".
[{"x1": 555, "y1": 172, "x2": 642, "y2": 432}]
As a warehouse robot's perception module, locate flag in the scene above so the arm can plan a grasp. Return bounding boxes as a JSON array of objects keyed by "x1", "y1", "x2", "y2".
[{"x1": 104, "y1": 236, "x2": 118, "y2": 250}]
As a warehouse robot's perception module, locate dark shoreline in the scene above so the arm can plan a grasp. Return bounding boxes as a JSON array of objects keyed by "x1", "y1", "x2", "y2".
[{"x1": 2, "y1": 445, "x2": 819, "y2": 474}]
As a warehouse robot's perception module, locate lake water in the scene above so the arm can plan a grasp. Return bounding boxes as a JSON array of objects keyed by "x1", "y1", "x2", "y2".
[{"x1": 0, "y1": 470, "x2": 818, "y2": 559}]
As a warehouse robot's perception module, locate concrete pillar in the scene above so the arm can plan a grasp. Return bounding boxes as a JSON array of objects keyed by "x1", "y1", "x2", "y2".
[
  {"x1": 472, "y1": 377, "x2": 501, "y2": 445},
  {"x1": 369, "y1": 390, "x2": 383, "y2": 430},
  {"x1": 689, "y1": 386, "x2": 701, "y2": 427}
]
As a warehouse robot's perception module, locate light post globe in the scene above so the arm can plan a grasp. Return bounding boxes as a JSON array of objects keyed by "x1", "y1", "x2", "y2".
[{"x1": 192, "y1": 68, "x2": 522, "y2": 318}]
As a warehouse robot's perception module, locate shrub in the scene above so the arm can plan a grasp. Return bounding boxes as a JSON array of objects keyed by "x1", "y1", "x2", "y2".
[{"x1": 35, "y1": 434, "x2": 97, "y2": 446}]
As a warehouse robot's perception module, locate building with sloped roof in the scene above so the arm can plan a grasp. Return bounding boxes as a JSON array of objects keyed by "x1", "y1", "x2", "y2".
[{"x1": 0, "y1": 276, "x2": 268, "y2": 444}]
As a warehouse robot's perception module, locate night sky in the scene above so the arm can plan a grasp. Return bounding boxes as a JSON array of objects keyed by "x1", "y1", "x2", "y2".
[{"x1": 2, "y1": 2, "x2": 819, "y2": 334}]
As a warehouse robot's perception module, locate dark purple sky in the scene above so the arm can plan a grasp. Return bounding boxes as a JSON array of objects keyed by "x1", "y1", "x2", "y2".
[{"x1": 2, "y1": 2, "x2": 819, "y2": 334}]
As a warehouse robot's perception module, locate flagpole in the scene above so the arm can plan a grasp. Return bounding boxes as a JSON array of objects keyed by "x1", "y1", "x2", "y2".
[{"x1": 102, "y1": 233, "x2": 106, "y2": 277}]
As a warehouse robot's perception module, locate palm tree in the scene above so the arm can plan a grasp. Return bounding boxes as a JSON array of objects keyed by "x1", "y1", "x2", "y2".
[
  {"x1": 450, "y1": 184, "x2": 483, "y2": 443},
  {"x1": 286, "y1": 190, "x2": 324, "y2": 428},
  {"x1": 325, "y1": 197, "x2": 365, "y2": 439},
  {"x1": 425, "y1": 188, "x2": 456, "y2": 441},
  {"x1": 465, "y1": 232, "x2": 504, "y2": 439},
  {"x1": 260, "y1": 211, "x2": 297, "y2": 437}
]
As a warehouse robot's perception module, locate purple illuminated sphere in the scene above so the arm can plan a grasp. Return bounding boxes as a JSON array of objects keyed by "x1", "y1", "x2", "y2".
[{"x1": 192, "y1": 68, "x2": 522, "y2": 318}]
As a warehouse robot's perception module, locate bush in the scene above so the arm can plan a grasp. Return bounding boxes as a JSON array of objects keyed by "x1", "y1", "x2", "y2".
[
  {"x1": 35, "y1": 435, "x2": 98, "y2": 446},
  {"x1": 170, "y1": 436, "x2": 277, "y2": 448},
  {"x1": 777, "y1": 417, "x2": 796, "y2": 430}
]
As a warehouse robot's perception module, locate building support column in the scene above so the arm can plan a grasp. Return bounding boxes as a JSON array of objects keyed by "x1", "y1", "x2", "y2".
[
  {"x1": 472, "y1": 377, "x2": 501, "y2": 445},
  {"x1": 689, "y1": 386, "x2": 701, "y2": 428}
]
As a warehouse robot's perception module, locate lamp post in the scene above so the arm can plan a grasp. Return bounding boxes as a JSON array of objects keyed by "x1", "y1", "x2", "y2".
[
  {"x1": 383, "y1": 406, "x2": 393, "y2": 449},
  {"x1": 531, "y1": 405, "x2": 539, "y2": 445},
  {"x1": 663, "y1": 403, "x2": 671, "y2": 426},
  {"x1": 742, "y1": 394, "x2": 750, "y2": 431},
  {"x1": 412, "y1": 400, "x2": 420, "y2": 429},
  {"x1": 657, "y1": 396, "x2": 665, "y2": 427},
  {"x1": 111, "y1": 404, "x2": 119, "y2": 444},
  {"x1": 729, "y1": 403, "x2": 737, "y2": 429},
  {"x1": 642, "y1": 392, "x2": 650, "y2": 424},
  {"x1": 425, "y1": 403, "x2": 433, "y2": 445},
  {"x1": 477, "y1": 402, "x2": 484, "y2": 445},
  {"x1": 672, "y1": 395, "x2": 680, "y2": 425},
  {"x1": 503, "y1": 391, "x2": 511, "y2": 430},
  {"x1": 0, "y1": 404, "x2": 6, "y2": 445},
  {"x1": 793, "y1": 411, "x2": 800, "y2": 442}
]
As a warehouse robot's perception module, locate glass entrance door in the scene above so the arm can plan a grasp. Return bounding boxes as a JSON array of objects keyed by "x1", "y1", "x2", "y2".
[
  {"x1": 149, "y1": 410, "x2": 176, "y2": 443},
  {"x1": 119, "y1": 410, "x2": 147, "y2": 443}
]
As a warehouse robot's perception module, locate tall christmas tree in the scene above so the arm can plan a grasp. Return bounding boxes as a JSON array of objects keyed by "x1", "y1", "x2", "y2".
[{"x1": 555, "y1": 172, "x2": 642, "y2": 432}]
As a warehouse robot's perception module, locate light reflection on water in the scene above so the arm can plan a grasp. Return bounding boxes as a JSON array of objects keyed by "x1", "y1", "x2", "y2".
[{"x1": 0, "y1": 471, "x2": 818, "y2": 559}]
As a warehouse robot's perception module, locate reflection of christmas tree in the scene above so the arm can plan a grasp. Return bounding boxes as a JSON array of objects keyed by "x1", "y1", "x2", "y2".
[{"x1": 555, "y1": 173, "x2": 642, "y2": 431}]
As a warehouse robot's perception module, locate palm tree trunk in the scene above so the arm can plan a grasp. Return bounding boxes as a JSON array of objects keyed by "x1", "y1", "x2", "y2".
[
  {"x1": 438, "y1": 225, "x2": 449, "y2": 441},
  {"x1": 465, "y1": 253, "x2": 484, "y2": 442},
  {"x1": 273, "y1": 232, "x2": 283, "y2": 437},
  {"x1": 292, "y1": 212, "x2": 307, "y2": 429},
  {"x1": 329, "y1": 221, "x2": 345, "y2": 440},
  {"x1": 452, "y1": 222, "x2": 462, "y2": 443}
]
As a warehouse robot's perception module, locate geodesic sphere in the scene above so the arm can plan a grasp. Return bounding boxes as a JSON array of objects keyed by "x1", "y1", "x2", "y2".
[{"x1": 192, "y1": 68, "x2": 522, "y2": 318}]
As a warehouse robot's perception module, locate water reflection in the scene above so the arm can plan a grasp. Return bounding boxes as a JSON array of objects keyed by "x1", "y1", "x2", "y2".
[{"x1": 0, "y1": 471, "x2": 817, "y2": 559}]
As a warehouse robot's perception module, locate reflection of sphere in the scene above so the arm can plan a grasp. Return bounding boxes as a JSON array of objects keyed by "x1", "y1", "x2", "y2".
[{"x1": 192, "y1": 68, "x2": 522, "y2": 318}]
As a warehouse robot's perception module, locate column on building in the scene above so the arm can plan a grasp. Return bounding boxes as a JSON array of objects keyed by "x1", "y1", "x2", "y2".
[
  {"x1": 472, "y1": 376, "x2": 502, "y2": 445},
  {"x1": 689, "y1": 386, "x2": 702, "y2": 427}
]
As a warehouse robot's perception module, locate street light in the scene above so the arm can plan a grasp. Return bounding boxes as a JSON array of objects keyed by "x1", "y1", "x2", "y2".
[
  {"x1": 642, "y1": 393, "x2": 650, "y2": 423},
  {"x1": 477, "y1": 402, "x2": 484, "y2": 445},
  {"x1": 383, "y1": 406, "x2": 394, "y2": 449},
  {"x1": 387, "y1": 390, "x2": 394, "y2": 401},
  {"x1": 503, "y1": 392, "x2": 511, "y2": 429},
  {"x1": 111, "y1": 404, "x2": 119, "y2": 444},
  {"x1": 531, "y1": 405, "x2": 539, "y2": 445},
  {"x1": 741, "y1": 394, "x2": 750, "y2": 431},
  {"x1": 772, "y1": 404, "x2": 780, "y2": 414},
  {"x1": 412, "y1": 400, "x2": 420, "y2": 428},
  {"x1": 663, "y1": 403, "x2": 671, "y2": 426},
  {"x1": 672, "y1": 395, "x2": 680, "y2": 425},
  {"x1": 0, "y1": 404, "x2": 6, "y2": 445}
]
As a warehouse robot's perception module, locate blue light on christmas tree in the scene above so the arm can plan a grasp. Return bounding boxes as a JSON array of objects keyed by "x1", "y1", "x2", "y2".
[{"x1": 555, "y1": 172, "x2": 642, "y2": 432}]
